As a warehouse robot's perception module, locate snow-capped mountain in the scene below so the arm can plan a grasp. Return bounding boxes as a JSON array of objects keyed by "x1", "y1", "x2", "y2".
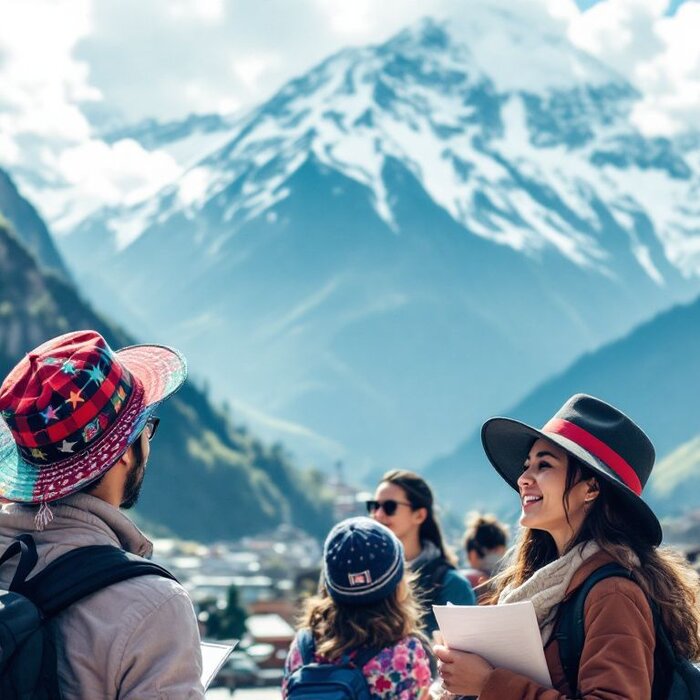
[{"x1": 58, "y1": 10, "x2": 700, "y2": 473}]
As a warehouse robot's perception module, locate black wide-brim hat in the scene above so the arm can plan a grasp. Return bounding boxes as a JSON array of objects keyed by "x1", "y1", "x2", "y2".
[{"x1": 481, "y1": 394, "x2": 662, "y2": 546}]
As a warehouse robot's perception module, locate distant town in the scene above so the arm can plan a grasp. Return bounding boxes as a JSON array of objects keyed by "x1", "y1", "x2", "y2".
[
  {"x1": 149, "y1": 468, "x2": 700, "y2": 693},
  {"x1": 151, "y1": 470, "x2": 371, "y2": 692}
]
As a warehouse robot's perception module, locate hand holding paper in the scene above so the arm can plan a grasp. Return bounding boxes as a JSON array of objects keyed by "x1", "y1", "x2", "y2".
[
  {"x1": 434, "y1": 643, "x2": 495, "y2": 696},
  {"x1": 433, "y1": 600, "x2": 552, "y2": 687}
]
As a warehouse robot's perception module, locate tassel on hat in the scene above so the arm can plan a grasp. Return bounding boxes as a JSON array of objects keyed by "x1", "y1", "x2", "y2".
[{"x1": 34, "y1": 501, "x2": 54, "y2": 531}]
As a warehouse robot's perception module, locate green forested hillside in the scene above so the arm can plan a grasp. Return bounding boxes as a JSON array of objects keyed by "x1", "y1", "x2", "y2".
[
  {"x1": 0, "y1": 215, "x2": 333, "y2": 541},
  {"x1": 0, "y1": 170, "x2": 69, "y2": 279},
  {"x1": 650, "y1": 436, "x2": 700, "y2": 508}
]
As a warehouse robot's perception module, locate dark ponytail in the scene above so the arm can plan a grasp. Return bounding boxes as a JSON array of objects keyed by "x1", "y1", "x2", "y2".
[
  {"x1": 463, "y1": 513, "x2": 509, "y2": 557},
  {"x1": 381, "y1": 470, "x2": 456, "y2": 565}
]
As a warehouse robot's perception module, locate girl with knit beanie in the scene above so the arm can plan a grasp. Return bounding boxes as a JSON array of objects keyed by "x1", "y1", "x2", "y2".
[{"x1": 283, "y1": 517, "x2": 432, "y2": 699}]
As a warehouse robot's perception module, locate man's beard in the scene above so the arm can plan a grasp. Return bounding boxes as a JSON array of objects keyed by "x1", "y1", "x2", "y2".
[{"x1": 121, "y1": 452, "x2": 146, "y2": 509}]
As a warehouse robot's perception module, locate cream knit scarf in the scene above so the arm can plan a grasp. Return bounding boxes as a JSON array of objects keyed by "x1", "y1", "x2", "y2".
[{"x1": 497, "y1": 540, "x2": 600, "y2": 645}]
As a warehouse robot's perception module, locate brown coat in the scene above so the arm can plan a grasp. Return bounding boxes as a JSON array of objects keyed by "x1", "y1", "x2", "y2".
[{"x1": 480, "y1": 550, "x2": 655, "y2": 699}]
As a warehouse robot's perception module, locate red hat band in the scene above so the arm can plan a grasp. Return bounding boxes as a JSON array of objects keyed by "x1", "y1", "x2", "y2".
[{"x1": 542, "y1": 418, "x2": 643, "y2": 496}]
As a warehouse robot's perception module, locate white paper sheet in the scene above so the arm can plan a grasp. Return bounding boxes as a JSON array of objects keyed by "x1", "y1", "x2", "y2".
[
  {"x1": 433, "y1": 601, "x2": 552, "y2": 687},
  {"x1": 201, "y1": 640, "x2": 237, "y2": 690}
]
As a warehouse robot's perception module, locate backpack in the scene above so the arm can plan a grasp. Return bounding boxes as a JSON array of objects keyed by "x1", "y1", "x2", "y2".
[
  {"x1": 0, "y1": 533, "x2": 178, "y2": 699},
  {"x1": 415, "y1": 557, "x2": 452, "y2": 599},
  {"x1": 285, "y1": 628, "x2": 380, "y2": 699},
  {"x1": 556, "y1": 562, "x2": 700, "y2": 699}
]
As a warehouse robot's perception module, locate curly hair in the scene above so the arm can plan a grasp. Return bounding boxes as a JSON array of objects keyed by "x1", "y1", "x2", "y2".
[
  {"x1": 300, "y1": 576, "x2": 424, "y2": 660},
  {"x1": 488, "y1": 454, "x2": 700, "y2": 660}
]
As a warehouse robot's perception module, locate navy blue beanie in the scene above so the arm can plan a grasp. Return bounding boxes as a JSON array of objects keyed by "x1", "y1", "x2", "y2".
[{"x1": 323, "y1": 517, "x2": 404, "y2": 605}]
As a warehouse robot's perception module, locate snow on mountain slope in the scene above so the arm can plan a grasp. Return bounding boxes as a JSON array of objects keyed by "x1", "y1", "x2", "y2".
[
  {"x1": 57, "y1": 8, "x2": 700, "y2": 472},
  {"x1": 87, "y1": 12, "x2": 698, "y2": 282}
]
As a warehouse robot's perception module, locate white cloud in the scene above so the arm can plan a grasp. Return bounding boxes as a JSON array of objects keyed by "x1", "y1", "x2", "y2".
[
  {"x1": 568, "y1": 0, "x2": 700, "y2": 135},
  {"x1": 233, "y1": 54, "x2": 280, "y2": 90},
  {"x1": 168, "y1": 0, "x2": 225, "y2": 22},
  {"x1": 56, "y1": 139, "x2": 181, "y2": 204},
  {"x1": 34, "y1": 139, "x2": 182, "y2": 232},
  {"x1": 0, "y1": 1, "x2": 182, "y2": 228},
  {"x1": 0, "y1": 0, "x2": 96, "y2": 145},
  {"x1": 2, "y1": 0, "x2": 699, "y2": 236}
]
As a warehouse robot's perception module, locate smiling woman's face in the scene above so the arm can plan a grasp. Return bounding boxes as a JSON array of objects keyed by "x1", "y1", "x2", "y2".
[{"x1": 517, "y1": 437, "x2": 596, "y2": 553}]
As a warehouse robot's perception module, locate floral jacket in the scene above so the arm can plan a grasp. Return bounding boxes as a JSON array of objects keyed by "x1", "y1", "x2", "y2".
[{"x1": 283, "y1": 632, "x2": 432, "y2": 699}]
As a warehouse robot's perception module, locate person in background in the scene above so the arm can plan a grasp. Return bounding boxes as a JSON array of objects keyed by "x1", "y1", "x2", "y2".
[
  {"x1": 368, "y1": 470, "x2": 475, "y2": 636},
  {"x1": 434, "y1": 394, "x2": 700, "y2": 699},
  {"x1": 461, "y1": 512, "x2": 509, "y2": 598},
  {"x1": 282, "y1": 517, "x2": 432, "y2": 699}
]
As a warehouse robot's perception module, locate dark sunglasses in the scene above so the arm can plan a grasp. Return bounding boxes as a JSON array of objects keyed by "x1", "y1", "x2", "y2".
[
  {"x1": 144, "y1": 416, "x2": 160, "y2": 441},
  {"x1": 365, "y1": 499, "x2": 413, "y2": 516}
]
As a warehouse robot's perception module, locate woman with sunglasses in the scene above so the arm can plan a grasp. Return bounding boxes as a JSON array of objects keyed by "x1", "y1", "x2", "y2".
[
  {"x1": 368, "y1": 470, "x2": 475, "y2": 636},
  {"x1": 434, "y1": 394, "x2": 700, "y2": 699}
]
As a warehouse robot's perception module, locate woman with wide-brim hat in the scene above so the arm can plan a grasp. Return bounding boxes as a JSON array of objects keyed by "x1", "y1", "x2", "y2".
[{"x1": 434, "y1": 394, "x2": 700, "y2": 699}]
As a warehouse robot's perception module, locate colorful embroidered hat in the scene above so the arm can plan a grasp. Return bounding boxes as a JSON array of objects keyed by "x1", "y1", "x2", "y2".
[
  {"x1": 323, "y1": 517, "x2": 404, "y2": 605},
  {"x1": 481, "y1": 393, "x2": 662, "y2": 546},
  {"x1": 0, "y1": 330, "x2": 187, "y2": 505}
]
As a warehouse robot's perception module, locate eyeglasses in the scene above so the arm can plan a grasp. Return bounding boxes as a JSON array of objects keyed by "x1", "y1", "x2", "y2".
[
  {"x1": 144, "y1": 416, "x2": 160, "y2": 441},
  {"x1": 365, "y1": 499, "x2": 413, "y2": 516}
]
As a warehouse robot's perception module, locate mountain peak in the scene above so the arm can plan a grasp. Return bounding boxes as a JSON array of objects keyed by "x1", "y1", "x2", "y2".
[{"x1": 387, "y1": 17, "x2": 451, "y2": 52}]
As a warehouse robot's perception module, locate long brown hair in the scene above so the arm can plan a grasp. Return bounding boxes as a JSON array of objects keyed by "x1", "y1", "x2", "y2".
[
  {"x1": 489, "y1": 453, "x2": 700, "y2": 659},
  {"x1": 300, "y1": 576, "x2": 424, "y2": 660},
  {"x1": 381, "y1": 469, "x2": 457, "y2": 565}
]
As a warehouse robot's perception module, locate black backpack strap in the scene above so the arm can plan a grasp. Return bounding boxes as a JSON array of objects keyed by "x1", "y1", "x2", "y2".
[
  {"x1": 17, "y1": 544, "x2": 178, "y2": 618},
  {"x1": 295, "y1": 627, "x2": 380, "y2": 670},
  {"x1": 0, "y1": 533, "x2": 40, "y2": 590},
  {"x1": 352, "y1": 644, "x2": 381, "y2": 669},
  {"x1": 416, "y1": 556, "x2": 453, "y2": 594},
  {"x1": 555, "y1": 562, "x2": 632, "y2": 696},
  {"x1": 296, "y1": 628, "x2": 316, "y2": 665}
]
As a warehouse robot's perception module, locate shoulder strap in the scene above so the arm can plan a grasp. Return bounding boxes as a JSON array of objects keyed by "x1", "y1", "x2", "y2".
[
  {"x1": 295, "y1": 628, "x2": 380, "y2": 670},
  {"x1": 417, "y1": 556, "x2": 453, "y2": 592},
  {"x1": 352, "y1": 644, "x2": 382, "y2": 669},
  {"x1": 0, "y1": 533, "x2": 40, "y2": 591},
  {"x1": 556, "y1": 562, "x2": 632, "y2": 696},
  {"x1": 18, "y1": 544, "x2": 178, "y2": 618},
  {"x1": 296, "y1": 628, "x2": 316, "y2": 665}
]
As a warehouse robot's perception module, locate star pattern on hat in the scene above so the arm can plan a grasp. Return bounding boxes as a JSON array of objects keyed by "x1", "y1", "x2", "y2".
[
  {"x1": 66, "y1": 390, "x2": 84, "y2": 410},
  {"x1": 85, "y1": 364, "x2": 105, "y2": 386},
  {"x1": 30, "y1": 448, "x2": 47, "y2": 461},
  {"x1": 61, "y1": 360, "x2": 77, "y2": 375},
  {"x1": 42, "y1": 357, "x2": 60, "y2": 366},
  {"x1": 82, "y1": 418, "x2": 101, "y2": 442},
  {"x1": 58, "y1": 440, "x2": 77, "y2": 454},
  {"x1": 40, "y1": 405, "x2": 60, "y2": 424},
  {"x1": 110, "y1": 392, "x2": 124, "y2": 413}
]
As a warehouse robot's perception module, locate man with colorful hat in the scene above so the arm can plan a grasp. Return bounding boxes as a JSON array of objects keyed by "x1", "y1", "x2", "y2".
[{"x1": 0, "y1": 330, "x2": 205, "y2": 698}]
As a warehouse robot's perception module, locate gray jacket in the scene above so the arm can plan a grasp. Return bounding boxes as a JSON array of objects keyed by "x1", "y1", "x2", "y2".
[{"x1": 0, "y1": 494, "x2": 205, "y2": 699}]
